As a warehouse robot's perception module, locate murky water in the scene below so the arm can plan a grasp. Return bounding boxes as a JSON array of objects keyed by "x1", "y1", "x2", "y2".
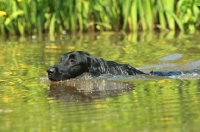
[{"x1": 1, "y1": 32, "x2": 200, "y2": 131}]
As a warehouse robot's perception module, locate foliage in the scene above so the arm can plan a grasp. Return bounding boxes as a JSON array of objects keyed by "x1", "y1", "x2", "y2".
[{"x1": 0, "y1": 0, "x2": 200, "y2": 36}]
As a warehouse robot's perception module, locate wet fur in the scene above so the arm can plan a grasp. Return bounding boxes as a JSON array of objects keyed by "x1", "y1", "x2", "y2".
[
  {"x1": 47, "y1": 51, "x2": 145, "y2": 81},
  {"x1": 47, "y1": 51, "x2": 200, "y2": 81}
]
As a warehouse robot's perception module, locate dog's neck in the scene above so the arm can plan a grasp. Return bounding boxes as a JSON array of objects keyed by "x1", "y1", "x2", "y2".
[{"x1": 87, "y1": 56, "x2": 141, "y2": 75}]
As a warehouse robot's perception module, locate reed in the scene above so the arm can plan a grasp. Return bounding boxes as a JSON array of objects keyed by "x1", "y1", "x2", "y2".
[{"x1": 0, "y1": 0, "x2": 200, "y2": 36}]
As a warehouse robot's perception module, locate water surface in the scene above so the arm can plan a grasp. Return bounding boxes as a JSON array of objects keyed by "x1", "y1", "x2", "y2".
[{"x1": 1, "y1": 32, "x2": 200, "y2": 132}]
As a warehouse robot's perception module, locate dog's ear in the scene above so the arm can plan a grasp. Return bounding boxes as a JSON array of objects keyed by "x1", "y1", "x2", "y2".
[
  {"x1": 86, "y1": 55, "x2": 92, "y2": 68},
  {"x1": 88, "y1": 57, "x2": 107, "y2": 75},
  {"x1": 87, "y1": 56, "x2": 99, "y2": 68}
]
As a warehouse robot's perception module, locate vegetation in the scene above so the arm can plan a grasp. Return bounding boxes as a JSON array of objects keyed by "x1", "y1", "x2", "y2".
[{"x1": 0, "y1": 0, "x2": 200, "y2": 36}]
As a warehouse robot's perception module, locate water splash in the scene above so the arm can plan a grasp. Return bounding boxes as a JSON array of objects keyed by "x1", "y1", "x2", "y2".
[
  {"x1": 48, "y1": 73, "x2": 134, "y2": 101},
  {"x1": 49, "y1": 73, "x2": 134, "y2": 91}
]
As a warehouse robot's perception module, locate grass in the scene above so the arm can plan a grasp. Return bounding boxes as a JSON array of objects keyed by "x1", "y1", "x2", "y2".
[{"x1": 0, "y1": 0, "x2": 200, "y2": 36}]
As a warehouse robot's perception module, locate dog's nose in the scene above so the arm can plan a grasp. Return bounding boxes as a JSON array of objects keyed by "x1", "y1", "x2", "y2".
[{"x1": 47, "y1": 67, "x2": 57, "y2": 75}]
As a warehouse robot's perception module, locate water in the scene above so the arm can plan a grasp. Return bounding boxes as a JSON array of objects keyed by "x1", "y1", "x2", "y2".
[{"x1": 1, "y1": 32, "x2": 200, "y2": 132}]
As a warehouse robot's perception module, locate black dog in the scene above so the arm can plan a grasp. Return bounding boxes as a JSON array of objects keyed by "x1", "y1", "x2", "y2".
[
  {"x1": 47, "y1": 51, "x2": 200, "y2": 81},
  {"x1": 47, "y1": 51, "x2": 145, "y2": 81}
]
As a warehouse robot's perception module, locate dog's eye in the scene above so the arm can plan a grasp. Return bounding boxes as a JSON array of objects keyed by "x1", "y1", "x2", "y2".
[{"x1": 68, "y1": 59, "x2": 76, "y2": 63}]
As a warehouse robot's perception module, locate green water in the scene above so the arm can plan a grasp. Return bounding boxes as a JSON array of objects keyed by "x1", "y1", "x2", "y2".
[{"x1": 1, "y1": 32, "x2": 200, "y2": 132}]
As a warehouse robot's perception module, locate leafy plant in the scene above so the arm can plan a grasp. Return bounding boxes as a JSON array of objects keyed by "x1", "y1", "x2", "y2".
[{"x1": 0, "y1": 0, "x2": 200, "y2": 36}]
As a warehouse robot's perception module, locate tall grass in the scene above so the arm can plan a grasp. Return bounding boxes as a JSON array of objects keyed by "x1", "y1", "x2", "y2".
[{"x1": 0, "y1": 0, "x2": 200, "y2": 36}]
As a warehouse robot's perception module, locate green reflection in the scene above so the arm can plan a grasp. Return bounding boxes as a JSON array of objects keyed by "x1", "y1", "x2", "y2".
[{"x1": 1, "y1": 32, "x2": 200, "y2": 131}]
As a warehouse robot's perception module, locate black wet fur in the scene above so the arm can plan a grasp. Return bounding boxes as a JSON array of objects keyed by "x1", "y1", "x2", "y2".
[{"x1": 47, "y1": 51, "x2": 198, "y2": 81}]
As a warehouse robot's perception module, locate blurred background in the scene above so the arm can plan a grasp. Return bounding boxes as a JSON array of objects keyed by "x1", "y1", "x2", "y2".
[{"x1": 1, "y1": 0, "x2": 200, "y2": 36}]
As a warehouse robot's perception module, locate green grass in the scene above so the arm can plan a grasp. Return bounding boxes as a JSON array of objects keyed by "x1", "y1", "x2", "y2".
[{"x1": 0, "y1": 0, "x2": 200, "y2": 36}]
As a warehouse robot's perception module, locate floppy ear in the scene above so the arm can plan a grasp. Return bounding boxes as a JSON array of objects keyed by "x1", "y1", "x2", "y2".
[
  {"x1": 85, "y1": 55, "x2": 99, "y2": 76},
  {"x1": 86, "y1": 55, "x2": 92, "y2": 68},
  {"x1": 87, "y1": 56, "x2": 107, "y2": 75}
]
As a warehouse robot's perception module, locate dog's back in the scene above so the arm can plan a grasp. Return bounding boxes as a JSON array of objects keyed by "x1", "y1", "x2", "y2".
[{"x1": 88, "y1": 57, "x2": 145, "y2": 75}]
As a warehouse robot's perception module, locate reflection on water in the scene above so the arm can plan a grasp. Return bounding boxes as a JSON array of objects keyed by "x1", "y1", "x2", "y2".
[
  {"x1": 48, "y1": 74, "x2": 134, "y2": 102},
  {"x1": 48, "y1": 72, "x2": 200, "y2": 103},
  {"x1": 1, "y1": 33, "x2": 200, "y2": 131}
]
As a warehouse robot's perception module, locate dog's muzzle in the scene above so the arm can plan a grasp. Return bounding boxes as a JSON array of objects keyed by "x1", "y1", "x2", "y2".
[{"x1": 47, "y1": 67, "x2": 58, "y2": 75}]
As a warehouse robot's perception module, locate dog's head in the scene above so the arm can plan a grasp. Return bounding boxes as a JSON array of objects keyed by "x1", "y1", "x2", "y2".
[{"x1": 47, "y1": 51, "x2": 91, "y2": 81}]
